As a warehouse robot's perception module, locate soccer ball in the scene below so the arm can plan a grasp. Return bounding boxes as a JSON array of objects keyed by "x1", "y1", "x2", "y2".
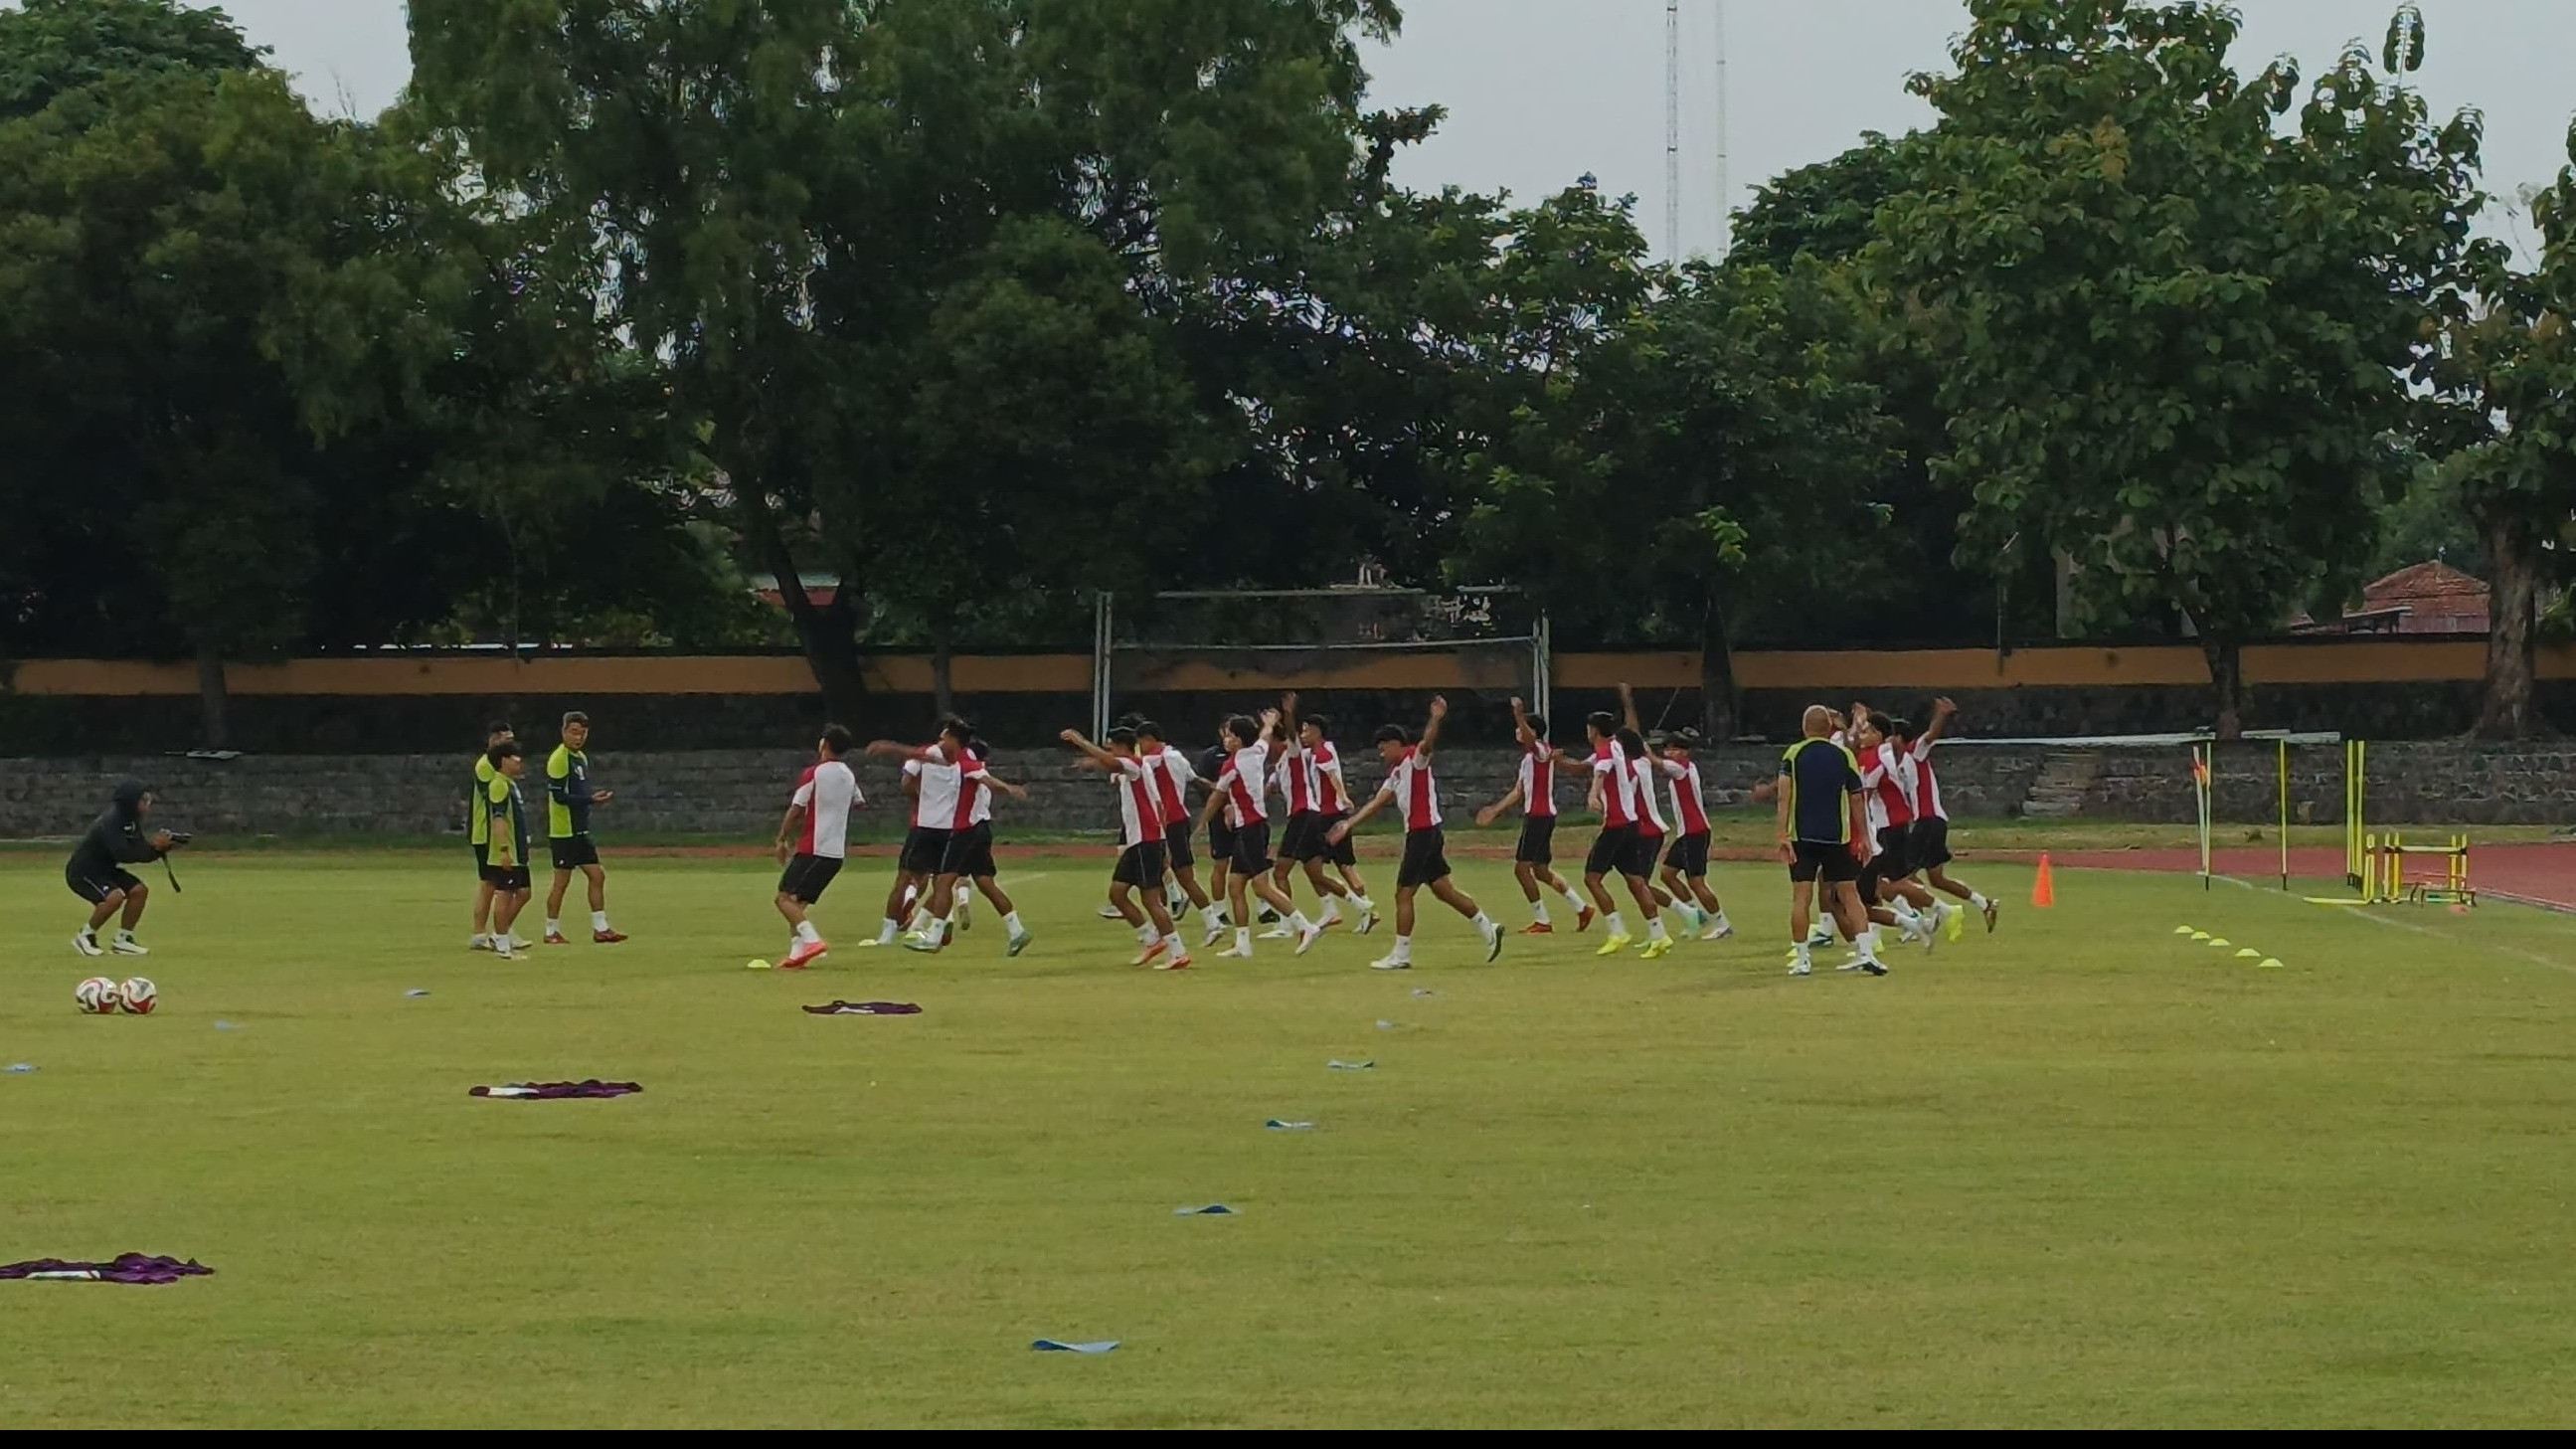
[
  {"x1": 75, "y1": 977, "x2": 120, "y2": 1014},
  {"x1": 118, "y1": 978, "x2": 157, "y2": 1015}
]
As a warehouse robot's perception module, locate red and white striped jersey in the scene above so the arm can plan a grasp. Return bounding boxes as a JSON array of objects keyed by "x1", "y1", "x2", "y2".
[
  {"x1": 1860, "y1": 740, "x2": 1918, "y2": 833},
  {"x1": 1908, "y1": 737, "x2": 1948, "y2": 820},
  {"x1": 907, "y1": 745, "x2": 985, "y2": 830},
  {"x1": 1591, "y1": 739, "x2": 1638, "y2": 826},
  {"x1": 1279, "y1": 740, "x2": 1317, "y2": 815},
  {"x1": 1216, "y1": 741, "x2": 1270, "y2": 827},
  {"x1": 790, "y1": 760, "x2": 862, "y2": 860},
  {"x1": 1629, "y1": 755, "x2": 1668, "y2": 837},
  {"x1": 1383, "y1": 746, "x2": 1443, "y2": 829},
  {"x1": 1110, "y1": 757, "x2": 1162, "y2": 845},
  {"x1": 1145, "y1": 745, "x2": 1196, "y2": 827},
  {"x1": 1656, "y1": 756, "x2": 1709, "y2": 835},
  {"x1": 1517, "y1": 743, "x2": 1558, "y2": 818},
  {"x1": 1312, "y1": 741, "x2": 1353, "y2": 815}
]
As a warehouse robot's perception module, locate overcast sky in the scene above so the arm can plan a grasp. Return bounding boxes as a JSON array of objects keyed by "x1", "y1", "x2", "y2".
[{"x1": 99, "y1": 0, "x2": 2576, "y2": 259}]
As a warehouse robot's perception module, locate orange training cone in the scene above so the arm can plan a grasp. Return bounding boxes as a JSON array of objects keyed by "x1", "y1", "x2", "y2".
[{"x1": 2032, "y1": 853, "x2": 2056, "y2": 909}]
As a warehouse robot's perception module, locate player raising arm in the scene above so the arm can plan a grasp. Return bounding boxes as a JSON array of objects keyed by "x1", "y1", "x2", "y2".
[
  {"x1": 1330, "y1": 695, "x2": 1500, "y2": 970},
  {"x1": 1062, "y1": 727, "x2": 1191, "y2": 969},
  {"x1": 1475, "y1": 696, "x2": 1594, "y2": 936}
]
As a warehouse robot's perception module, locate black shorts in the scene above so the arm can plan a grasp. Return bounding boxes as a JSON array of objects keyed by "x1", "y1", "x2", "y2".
[
  {"x1": 1229, "y1": 819, "x2": 1274, "y2": 875},
  {"x1": 550, "y1": 834, "x2": 601, "y2": 870},
  {"x1": 777, "y1": 853, "x2": 843, "y2": 904},
  {"x1": 1397, "y1": 826, "x2": 1453, "y2": 888},
  {"x1": 1585, "y1": 824, "x2": 1639, "y2": 878},
  {"x1": 1160, "y1": 817, "x2": 1195, "y2": 872},
  {"x1": 472, "y1": 841, "x2": 490, "y2": 872},
  {"x1": 1663, "y1": 831, "x2": 1711, "y2": 878},
  {"x1": 1874, "y1": 823, "x2": 1914, "y2": 879},
  {"x1": 1113, "y1": 840, "x2": 1168, "y2": 890},
  {"x1": 1515, "y1": 815, "x2": 1557, "y2": 865},
  {"x1": 1910, "y1": 816, "x2": 1954, "y2": 870},
  {"x1": 1205, "y1": 813, "x2": 1237, "y2": 864},
  {"x1": 67, "y1": 860, "x2": 142, "y2": 905},
  {"x1": 1286, "y1": 811, "x2": 1357, "y2": 867},
  {"x1": 941, "y1": 821, "x2": 996, "y2": 879},
  {"x1": 900, "y1": 827, "x2": 951, "y2": 876},
  {"x1": 480, "y1": 861, "x2": 532, "y2": 892},
  {"x1": 1790, "y1": 840, "x2": 1861, "y2": 884}
]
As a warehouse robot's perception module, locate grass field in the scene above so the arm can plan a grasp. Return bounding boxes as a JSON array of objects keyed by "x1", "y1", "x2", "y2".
[{"x1": 7, "y1": 844, "x2": 2576, "y2": 1427}]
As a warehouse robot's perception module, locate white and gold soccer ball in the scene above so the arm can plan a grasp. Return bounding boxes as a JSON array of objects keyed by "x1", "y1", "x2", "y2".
[
  {"x1": 75, "y1": 977, "x2": 120, "y2": 1014},
  {"x1": 117, "y1": 978, "x2": 157, "y2": 1015}
]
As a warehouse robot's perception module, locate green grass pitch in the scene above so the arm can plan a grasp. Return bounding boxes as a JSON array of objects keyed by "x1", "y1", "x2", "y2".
[{"x1": 6, "y1": 846, "x2": 2576, "y2": 1427}]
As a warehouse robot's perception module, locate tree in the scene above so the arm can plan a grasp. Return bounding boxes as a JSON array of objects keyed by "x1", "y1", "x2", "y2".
[
  {"x1": 0, "y1": 0, "x2": 264, "y2": 123},
  {"x1": 2440, "y1": 123, "x2": 2576, "y2": 737},
  {"x1": 409, "y1": 0, "x2": 1404, "y2": 719},
  {"x1": 1874, "y1": 1, "x2": 2488, "y2": 735},
  {"x1": 1456, "y1": 185, "x2": 1898, "y2": 736}
]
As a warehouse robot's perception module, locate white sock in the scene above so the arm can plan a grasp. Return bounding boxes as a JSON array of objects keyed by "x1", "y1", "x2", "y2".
[
  {"x1": 1472, "y1": 912, "x2": 1496, "y2": 936},
  {"x1": 795, "y1": 921, "x2": 821, "y2": 945},
  {"x1": 591, "y1": 910, "x2": 610, "y2": 933},
  {"x1": 544, "y1": 918, "x2": 561, "y2": 937},
  {"x1": 1005, "y1": 911, "x2": 1025, "y2": 935},
  {"x1": 1351, "y1": 893, "x2": 1374, "y2": 913},
  {"x1": 1795, "y1": 939, "x2": 1812, "y2": 967},
  {"x1": 1141, "y1": 926, "x2": 1162, "y2": 947},
  {"x1": 1970, "y1": 891, "x2": 1990, "y2": 910},
  {"x1": 1530, "y1": 897, "x2": 1552, "y2": 925},
  {"x1": 1711, "y1": 911, "x2": 1731, "y2": 931},
  {"x1": 1289, "y1": 911, "x2": 1313, "y2": 933},
  {"x1": 1235, "y1": 927, "x2": 1252, "y2": 952},
  {"x1": 1607, "y1": 911, "x2": 1627, "y2": 937},
  {"x1": 878, "y1": 918, "x2": 900, "y2": 943},
  {"x1": 1202, "y1": 904, "x2": 1224, "y2": 931},
  {"x1": 954, "y1": 882, "x2": 970, "y2": 905},
  {"x1": 1392, "y1": 934, "x2": 1413, "y2": 962},
  {"x1": 1860, "y1": 927, "x2": 1882, "y2": 958},
  {"x1": 1648, "y1": 918, "x2": 1669, "y2": 942},
  {"x1": 1318, "y1": 897, "x2": 1342, "y2": 924},
  {"x1": 1562, "y1": 887, "x2": 1588, "y2": 915},
  {"x1": 901, "y1": 884, "x2": 920, "y2": 910},
  {"x1": 114, "y1": 928, "x2": 134, "y2": 941},
  {"x1": 1891, "y1": 899, "x2": 1921, "y2": 923}
]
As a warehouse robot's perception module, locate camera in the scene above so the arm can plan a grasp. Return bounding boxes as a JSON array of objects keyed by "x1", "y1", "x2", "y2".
[{"x1": 165, "y1": 830, "x2": 194, "y2": 846}]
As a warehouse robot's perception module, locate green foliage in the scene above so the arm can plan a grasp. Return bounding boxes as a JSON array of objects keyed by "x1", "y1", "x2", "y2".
[
  {"x1": 1874, "y1": 0, "x2": 2488, "y2": 729},
  {"x1": 0, "y1": 0, "x2": 264, "y2": 123}
]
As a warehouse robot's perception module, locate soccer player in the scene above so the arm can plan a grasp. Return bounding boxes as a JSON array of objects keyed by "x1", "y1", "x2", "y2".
[
  {"x1": 1906, "y1": 697, "x2": 1996, "y2": 934},
  {"x1": 1195, "y1": 731, "x2": 1238, "y2": 945},
  {"x1": 1580, "y1": 697, "x2": 1670, "y2": 959},
  {"x1": 1062, "y1": 727, "x2": 1193, "y2": 969},
  {"x1": 865, "y1": 722, "x2": 965, "y2": 947},
  {"x1": 467, "y1": 719, "x2": 528, "y2": 952},
  {"x1": 483, "y1": 743, "x2": 535, "y2": 960},
  {"x1": 773, "y1": 724, "x2": 862, "y2": 970},
  {"x1": 1653, "y1": 728, "x2": 1733, "y2": 940},
  {"x1": 1135, "y1": 720, "x2": 1227, "y2": 941},
  {"x1": 950, "y1": 740, "x2": 1035, "y2": 956},
  {"x1": 1474, "y1": 696, "x2": 1594, "y2": 934},
  {"x1": 1617, "y1": 728, "x2": 1683, "y2": 957},
  {"x1": 1195, "y1": 708, "x2": 1321, "y2": 957},
  {"x1": 542, "y1": 711, "x2": 624, "y2": 944},
  {"x1": 1852, "y1": 706, "x2": 1954, "y2": 950},
  {"x1": 1330, "y1": 696, "x2": 1500, "y2": 970},
  {"x1": 67, "y1": 778, "x2": 178, "y2": 958},
  {"x1": 875, "y1": 723, "x2": 1030, "y2": 954},
  {"x1": 1779, "y1": 704, "x2": 1883, "y2": 977},
  {"x1": 1271, "y1": 693, "x2": 1376, "y2": 934}
]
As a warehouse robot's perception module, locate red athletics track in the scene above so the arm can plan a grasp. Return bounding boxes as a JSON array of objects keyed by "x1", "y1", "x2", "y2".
[{"x1": 2033, "y1": 841, "x2": 2576, "y2": 913}]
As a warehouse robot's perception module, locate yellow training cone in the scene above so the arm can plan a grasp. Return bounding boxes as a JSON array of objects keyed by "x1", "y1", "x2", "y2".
[
  {"x1": 2190, "y1": 931, "x2": 2211, "y2": 942},
  {"x1": 2235, "y1": 948, "x2": 2261, "y2": 959},
  {"x1": 2208, "y1": 938, "x2": 2231, "y2": 948},
  {"x1": 2174, "y1": 925, "x2": 2196, "y2": 935},
  {"x1": 2258, "y1": 958, "x2": 2284, "y2": 970}
]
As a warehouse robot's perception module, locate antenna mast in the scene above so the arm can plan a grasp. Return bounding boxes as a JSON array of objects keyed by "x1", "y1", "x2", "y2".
[
  {"x1": 1664, "y1": 0, "x2": 1681, "y2": 260},
  {"x1": 1713, "y1": 0, "x2": 1730, "y2": 258}
]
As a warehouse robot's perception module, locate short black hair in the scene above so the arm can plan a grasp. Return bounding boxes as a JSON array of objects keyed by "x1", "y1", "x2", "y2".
[
  {"x1": 1587, "y1": 710, "x2": 1618, "y2": 736},
  {"x1": 485, "y1": 719, "x2": 514, "y2": 739},
  {"x1": 488, "y1": 741, "x2": 523, "y2": 765},
  {"x1": 1524, "y1": 712, "x2": 1548, "y2": 740},
  {"x1": 820, "y1": 724, "x2": 854, "y2": 757},
  {"x1": 1133, "y1": 719, "x2": 1165, "y2": 742},
  {"x1": 1373, "y1": 723, "x2": 1410, "y2": 745},
  {"x1": 967, "y1": 740, "x2": 989, "y2": 761},
  {"x1": 1223, "y1": 713, "x2": 1259, "y2": 746},
  {"x1": 1108, "y1": 727, "x2": 1139, "y2": 748},
  {"x1": 1303, "y1": 713, "x2": 1332, "y2": 738},
  {"x1": 1666, "y1": 727, "x2": 1703, "y2": 750},
  {"x1": 1616, "y1": 727, "x2": 1646, "y2": 759},
  {"x1": 562, "y1": 710, "x2": 589, "y2": 728},
  {"x1": 939, "y1": 716, "x2": 974, "y2": 745},
  {"x1": 1115, "y1": 711, "x2": 1146, "y2": 728},
  {"x1": 1884, "y1": 717, "x2": 1916, "y2": 744}
]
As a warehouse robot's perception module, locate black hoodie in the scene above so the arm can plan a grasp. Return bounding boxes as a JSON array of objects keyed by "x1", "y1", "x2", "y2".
[{"x1": 68, "y1": 779, "x2": 162, "y2": 873}]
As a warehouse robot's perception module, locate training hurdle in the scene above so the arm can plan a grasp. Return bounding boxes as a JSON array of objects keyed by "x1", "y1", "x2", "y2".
[{"x1": 2361, "y1": 831, "x2": 2477, "y2": 907}]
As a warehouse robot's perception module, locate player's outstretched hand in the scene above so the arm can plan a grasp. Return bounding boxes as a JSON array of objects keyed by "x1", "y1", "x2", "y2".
[
  {"x1": 1934, "y1": 696, "x2": 1958, "y2": 716},
  {"x1": 1429, "y1": 694, "x2": 1448, "y2": 719},
  {"x1": 1282, "y1": 690, "x2": 1297, "y2": 711},
  {"x1": 1326, "y1": 820, "x2": 1352, "y2": 845},
  {"x1": 592, "y1": 790, "x2": 614, "y2": 805},
  {"x1": 1059, "y1": 728, "x2": 1083, "y2": 744},
  {"x1": 1509, "y1": 695, "x2": 1524, "y2": 711},
  {"x1": 1474, "y1": 806, "x2": 1499, "y2": 827}
]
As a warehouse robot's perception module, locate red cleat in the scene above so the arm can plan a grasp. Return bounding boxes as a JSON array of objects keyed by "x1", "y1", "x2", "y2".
[
  {"x1": 1521, "y1": 922, "x2": 1555, "y2": 935},
  {"x1": 594, "y1": 929, "x2": 628, "y2": 944},
  {"x1": 1156, "y1": 953, "x2": 1192, "y2": 971},
  {"x1": 780, "y1": 939, "x2": 829, "y2": 970},
  {"x1": 1575, "y1": 906, "x2": 1597, "y2": 933},
  {"x1": 1133, "y1": 939, "x2": 1169, "y2": 968},
  {"x1": 543, "y1": 931, "x2": 571, "y2": 946}
]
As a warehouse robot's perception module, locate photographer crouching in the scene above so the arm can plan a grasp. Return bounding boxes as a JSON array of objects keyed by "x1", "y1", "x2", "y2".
[{"x1": 68, "y1": 778, "x2": 189, "y2": 958}]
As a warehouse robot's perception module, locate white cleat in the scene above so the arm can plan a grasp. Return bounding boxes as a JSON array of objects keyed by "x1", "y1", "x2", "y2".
[
  {"x1": 1215, "y1": 945, "x2": 1255, "y2": 960},
  {"x1": 73, "y1": 932, "x2": 104, "y2": 958},
  {"x1": 1258, "y1": 925, "x2": 1295, "y2": 941},
  {"x1": 1700, "y1": 918, "x2": 1734, "y2": 942},
  {"x1": 1097, "y1": 905, "x2": 1126, "y2": 920},
  {"x1": 469, "y1": 935, "x2": 493, "y2": 952},
  {"x1": 110, "y1": 935, "x2": 148, "y2": 957},
  {"x1": 1351, "y1": 911, "x2": 1379, "y2": 935},
  {"x1": 1294, "y1": 923, "x2": 1324, "y2": 956},
  {"x1": 1369, "y1": 955, "x2": 1412, "y2": 971},
  {"x1": 1201, "y1": 923, "x2": 1230, "y2": 948},
  {"x1": 1791, "y1": 959, "x2": 1812, "y2": 977},
  {"x1": 1482, "y1": 927, "x2": 1503, "y2": 964}
]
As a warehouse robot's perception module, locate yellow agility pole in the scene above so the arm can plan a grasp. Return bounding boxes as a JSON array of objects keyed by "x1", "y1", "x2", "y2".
[{"x1": 2278, "y1": 738, "x2": 2290, "y2": 890}]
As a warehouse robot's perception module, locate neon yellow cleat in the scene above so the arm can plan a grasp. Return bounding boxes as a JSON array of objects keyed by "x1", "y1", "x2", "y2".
[
  {"x1": 1595, "y1": 933, "x2": 1633, "y2": 958},
  {"x1": 1638, "y1": 937, "x2": 1674, "y2": 960}
]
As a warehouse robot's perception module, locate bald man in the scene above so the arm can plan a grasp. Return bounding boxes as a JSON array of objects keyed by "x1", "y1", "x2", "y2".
[{"x1": 1776, "y1": 704, "x2": 1884, "y2": 977}]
